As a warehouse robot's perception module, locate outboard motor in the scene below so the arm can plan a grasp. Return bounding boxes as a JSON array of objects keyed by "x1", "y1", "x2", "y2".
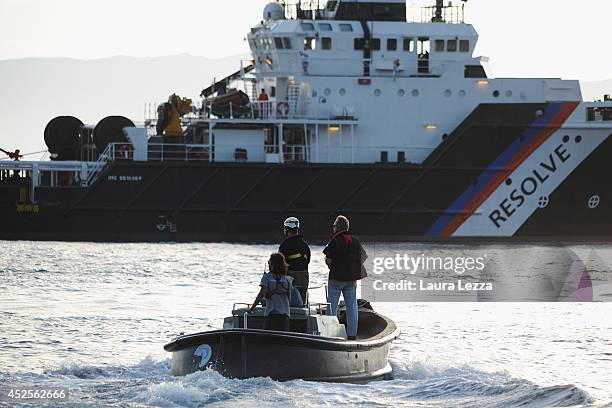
[
  {"x1": 93, "y1": 116, "x2": 135, "y2": 152},
  {"x1": 44, "y1": 116, "x2": 84, "y2": 161}
]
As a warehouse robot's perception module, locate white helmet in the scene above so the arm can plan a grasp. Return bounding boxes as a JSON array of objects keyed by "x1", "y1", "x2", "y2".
[{"x1": 283, "y1": 217, "x2": 300, "y2": 230}]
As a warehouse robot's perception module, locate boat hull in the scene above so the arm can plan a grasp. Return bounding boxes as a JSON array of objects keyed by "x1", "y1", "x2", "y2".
[{"x1": 166, "y1": 329, "x2": 394, "y2": 382}]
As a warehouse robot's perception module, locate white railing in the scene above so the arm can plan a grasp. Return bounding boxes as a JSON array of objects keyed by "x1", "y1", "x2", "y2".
[
  {"x1": 201, "y1": 99, "x2": 359, "y2": 122},
  {"x1": 96, "y1": 141, "x2": 439, "y2": 165},
  {"x1": 148, "y1": 143, "x2": 211, "y2": 162}
]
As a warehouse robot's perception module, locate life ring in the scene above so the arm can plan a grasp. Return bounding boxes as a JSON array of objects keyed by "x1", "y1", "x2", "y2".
[{"x1": 277, "y1": 102, "x2": 290, "y2": 117}]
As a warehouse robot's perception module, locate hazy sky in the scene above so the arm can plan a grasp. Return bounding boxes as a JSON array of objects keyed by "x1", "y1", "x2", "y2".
[{"x1": 1, "y1": 0, "x2": 611, "y2": 80}]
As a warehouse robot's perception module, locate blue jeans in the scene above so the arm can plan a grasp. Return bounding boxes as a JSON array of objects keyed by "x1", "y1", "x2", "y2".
[{"x1": 327, "y1": 279, "x2": 358, "y2": 338}]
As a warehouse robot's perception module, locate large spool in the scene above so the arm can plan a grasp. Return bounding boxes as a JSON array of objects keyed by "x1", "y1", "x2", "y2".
[
  {"x1": 93, "y1": 116, "x2": 134, "y2": 152},
  {"x1": 44, "y1": 116, "x2": 84, "y2": 161}
]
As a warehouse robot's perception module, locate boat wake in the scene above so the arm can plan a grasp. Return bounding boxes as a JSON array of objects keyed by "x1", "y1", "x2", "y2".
[{"x1": 2, "y1": 356, "x2": 593, "y2": 407}]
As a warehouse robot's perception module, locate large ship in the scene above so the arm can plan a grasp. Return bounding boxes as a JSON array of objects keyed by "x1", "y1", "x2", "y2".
[{"x1": 1, "y1": 0, "x2": 612, "y2": 242}]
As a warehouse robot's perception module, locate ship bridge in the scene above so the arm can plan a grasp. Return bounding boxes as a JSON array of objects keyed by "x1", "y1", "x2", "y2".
[{"x1": 249, "y1": 1, "x2": 481, "y2": 80}]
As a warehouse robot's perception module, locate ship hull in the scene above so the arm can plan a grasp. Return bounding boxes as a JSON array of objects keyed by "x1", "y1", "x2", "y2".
[
  {"x1": 2, "y1": 102, "x2": 611, "y2": 242},
  {"x1": 1, "y1": 157, "x2": 612, "y2": 243}
]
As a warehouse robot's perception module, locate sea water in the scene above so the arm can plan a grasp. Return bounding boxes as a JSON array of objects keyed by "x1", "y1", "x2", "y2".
[{"x1": 0, "y1": 241, "x2": 611, "y2": 407}]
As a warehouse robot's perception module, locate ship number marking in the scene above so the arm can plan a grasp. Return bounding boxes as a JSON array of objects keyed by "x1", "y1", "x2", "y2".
[{"x1": 107, "y1": 175, "x2": 142, "y2": 182}]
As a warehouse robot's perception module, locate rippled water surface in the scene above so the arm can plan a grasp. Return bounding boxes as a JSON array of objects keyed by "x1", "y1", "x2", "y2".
[{"x1": 1, "y1": 241, "x2": 611, "y2": 407}]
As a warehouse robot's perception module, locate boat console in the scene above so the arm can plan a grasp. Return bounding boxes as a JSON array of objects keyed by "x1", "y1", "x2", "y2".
[{"x1": 226, "y1": 302, "x2": 348, "y2": 339}]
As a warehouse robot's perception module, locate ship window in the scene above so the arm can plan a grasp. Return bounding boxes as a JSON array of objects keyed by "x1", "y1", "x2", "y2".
[
  {"x1": 387, "y1": 38, "x2": 397, "y2": 51},
  {"x1": 447, "y1": 39, "x2": 457, "y2": 52},
  {"x1": 319, "y1": 23, "x2": 333, "y2": 31},
  {"x1": 354, "y1": 38, "x2": 364, "y2": 50},
  {"x1": 460, "y1": 40, "x2": 470, "y2": 52},
  {"x1": 371, "y1": 38, "x2": 381, "y2": 51},
  {"x1": 417, "y1": 37, "x2": 430, "y2": 54},
  {"x1": 265, "y1": 38, "x2": 273, "y2": 50},
  {"x1": 403, "y1": 38, "x2": 414, "y2": 52},
  {"x1": 304, "y1": 37, "x2": 316, "y2": 50},
  {"x1": 339, "y1": 23, "x2": 353, "y2": 32},
  {"x1": 465, "y1": 65, "x2": 487, "y2": 78},
  {"x1": 322, "y1": 37, "x2": 332, "y2": 50},
  {"x1": 435, "y1": 40, "x2": 445, "y2": 52},
  {"x1": 274, "y1": 38, "x2": 284, "y2": 49},
  {"x1": 301, "y1": 22, "x2": 315, "y2": 31},
  {"x1": 283, "y1": 37, "x2": 292, "y2": 49}
]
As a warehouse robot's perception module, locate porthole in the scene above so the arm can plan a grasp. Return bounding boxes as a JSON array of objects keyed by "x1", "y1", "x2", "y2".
[
  {"x1": 374, "y1": 89, "x2": 382, "y2": 96},
  {"x1": 493, "y1": 90, "x2": 500, "y2": 98},
  {"x1": 412, "y1": 89, "x2": 419, "y2": 97},
  {"x1": 442, "y1": 133, "x2": 449, "y2": 140},
  {"x1": 458, "y1": 90, "x2": 466, "y2": 98},
  {"x1": 505, "y1": 178, "x2": 512, "y2": 186},
  {"x1": 563, "y1": 135, "x2": 570, "y2": 143},
  {"x1": 397, "y1": 89, "x2": 405, "y2": 97},
  {"x1": 323, "y1": 88, "x2": 331, "y2": 97},
  {"x1": 537, "y1": 196, "x2": 549, "y2": 209},
  {"x1": 505, "y1": 90, "x2": 513, "y2": 98},
  {"x1": 575, "y1": 135, "x2": 583, "y2": 143},
  {"x1": 444, "y1": 89, "x2": 452, "y2": 97},
  {"x1": 339, "y1": 88, "x2": 346, "y2": 96},
  {"x1": 588, "y1": 195, "x2": 601, "y2": 209}
]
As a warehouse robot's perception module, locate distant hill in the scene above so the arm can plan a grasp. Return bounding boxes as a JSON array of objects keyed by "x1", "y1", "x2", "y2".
[
  {"x1": 0, "y1": 55, "x2": 610, "y2": 159},
  {"x1": 0, "y1": 54, "x2": 247, "y2": 157}
]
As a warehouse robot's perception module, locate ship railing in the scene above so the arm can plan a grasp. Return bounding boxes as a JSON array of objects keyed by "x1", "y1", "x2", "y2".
[
  {"x1": 408, "y1": 4, "x2": 465, "y2": 24},
  {"x1": 99, "y1": 142, "x2": 441, "y2": 165},
  {"x1": 279, "y1": 0, "x2": 329, "y2": 20},
  {"x1": 147, "y1": 143, "x2": 212, "y2": 162},
  {"x1": 200, "y1": 99, "x2": 359, "y2": 122}
]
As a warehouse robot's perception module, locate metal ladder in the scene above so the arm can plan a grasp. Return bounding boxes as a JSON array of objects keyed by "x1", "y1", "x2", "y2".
[{"x1": 85, "y1": 143, "x2": 115, "y2": 186}]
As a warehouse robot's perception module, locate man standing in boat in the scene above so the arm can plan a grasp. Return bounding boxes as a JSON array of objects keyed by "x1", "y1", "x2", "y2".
[
  {"x1": 279, "y1": 217, "x2": 311, "y2": 304},
  {"x1": 324, "y1": 215, "x2": 367, "y2": 340}
]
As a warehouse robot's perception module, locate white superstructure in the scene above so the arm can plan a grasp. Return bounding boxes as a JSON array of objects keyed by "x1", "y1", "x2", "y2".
[{"x1": 169, "y1": 0, "x2": 604, "y2": 166}]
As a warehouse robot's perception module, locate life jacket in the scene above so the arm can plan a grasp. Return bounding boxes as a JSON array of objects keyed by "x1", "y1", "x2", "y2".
[
  {"x1": 280, "y1": 235, "x2": 311, "y2": 273},
  {"x1": 265, "y1": 274, "x2": 290, "y2": 299}
]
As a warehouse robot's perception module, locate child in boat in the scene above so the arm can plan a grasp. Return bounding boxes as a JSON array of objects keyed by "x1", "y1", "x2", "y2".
[{"x1": 249, "y1": 253, "x2": 293, "y2": 332}]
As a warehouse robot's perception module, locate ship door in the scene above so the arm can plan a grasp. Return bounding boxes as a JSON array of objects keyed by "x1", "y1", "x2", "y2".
[
  {"x1": 417, "y1": 37, "x2": 430, "y2": 74},
  {"x1": 283, "y1": 127, "x2": 307, "y2": 163}
]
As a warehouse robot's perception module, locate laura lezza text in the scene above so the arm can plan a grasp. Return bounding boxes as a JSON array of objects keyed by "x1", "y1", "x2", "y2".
[{"x1": 373, "y1": 279, "x2": 493, "y2": 292}]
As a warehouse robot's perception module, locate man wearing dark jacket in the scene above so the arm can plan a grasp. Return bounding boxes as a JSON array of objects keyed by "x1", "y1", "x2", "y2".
[
  {"x1": 279, "y1": 217, "x2": 311, "y2": 304},
  {"x1": 323, "y1": 215, "x2": 367, "y2": 340}
]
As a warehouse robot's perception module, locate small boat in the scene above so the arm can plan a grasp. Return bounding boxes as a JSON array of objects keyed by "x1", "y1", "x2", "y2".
[
  {"x1": 164, "y1": 299, "x2": 400, "y2": 382},
  {"x1": 207, "y1": 89, "x2": 251, "y2": 118}
]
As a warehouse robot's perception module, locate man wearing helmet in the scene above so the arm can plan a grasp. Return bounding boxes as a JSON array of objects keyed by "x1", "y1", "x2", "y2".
[{"x1": 279, "y1": 217, "x2": 311, "y2": 304}]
